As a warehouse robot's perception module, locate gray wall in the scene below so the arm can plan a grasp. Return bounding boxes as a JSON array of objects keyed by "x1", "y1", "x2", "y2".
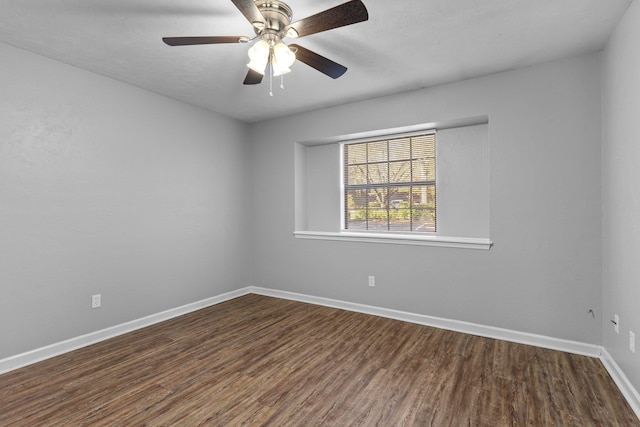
[
  {"x1": 0, "y1": 43, "x2": 252, "y2": 359},
  {"x1": 250, "y1": 53, "x2": 603, "y2": 344},
  {"x1": 602, "y1": 0, "x2": 640, "y2": 392}
]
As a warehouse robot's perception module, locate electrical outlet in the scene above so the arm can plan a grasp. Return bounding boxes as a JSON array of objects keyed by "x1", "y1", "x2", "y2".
[
  {"x1": 91, "y1": 294, "x2": 101, "y2": 309},
  {"x1": 630, "y1": 331, "x2": 636, "y2": 354},
  {"x1": 368, "y1": 276, "x2": 375, "y2": 287},
  {"x1": 614, "y1": 314, "x2": 619, "y2": 334}
]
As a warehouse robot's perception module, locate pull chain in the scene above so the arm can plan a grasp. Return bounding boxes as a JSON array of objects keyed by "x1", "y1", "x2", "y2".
[
  {"x1": 269, "y1": 61, "x2": 273, "y2": 97},
  {"x1": 280, "y1": 74, "x2": 285, "y2": 90}
]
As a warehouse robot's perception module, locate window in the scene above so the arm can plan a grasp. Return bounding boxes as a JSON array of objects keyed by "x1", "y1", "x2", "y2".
[{"x1": 342, "y1": 132, "x2": 436, "y2": 233}]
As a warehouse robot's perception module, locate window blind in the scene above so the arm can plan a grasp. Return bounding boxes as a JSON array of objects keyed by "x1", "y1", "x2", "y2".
[{"x1": 343, "y1": 132, "x2": 436, "y2": 232}]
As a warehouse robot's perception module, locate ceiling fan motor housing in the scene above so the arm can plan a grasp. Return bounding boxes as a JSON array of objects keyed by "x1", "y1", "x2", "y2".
[{"x1": 253, "y1": 1, "x2": 293, "y2": 37}]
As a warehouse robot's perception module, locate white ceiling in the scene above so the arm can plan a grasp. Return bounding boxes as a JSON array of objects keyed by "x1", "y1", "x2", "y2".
[{"x1": 0, "y1": 0, "x2": 632, "y2": 122}]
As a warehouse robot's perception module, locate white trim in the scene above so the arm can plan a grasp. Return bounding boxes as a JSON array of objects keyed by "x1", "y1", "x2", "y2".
[
  {"x1": 340, "y1": 128, "x2": 436, "y2": 146},
  {"x1": 293, "y1": 230, "x2": 493, "y2": 250},
  {"x1": 249, "y1": 286, "x2": 599, "y2": 357},
  {"x1": 298, "y1": 115, "x2": 489, "y2": 147},
  {"x1": 600, "y1": 348, "x2": 640, "y2": 420},
  {"x1": 339, "y1": 144, "x2": 346, "y2": 231},
  {"x1": 0, "y1": 288, "x2": 252, "y2": 375}
]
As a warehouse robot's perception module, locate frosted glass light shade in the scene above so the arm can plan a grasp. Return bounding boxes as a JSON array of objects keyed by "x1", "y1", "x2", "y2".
[
  {"x1": 272, "y1": 65, "x2": 291, "y2": 77},
  {"x1": 273, "y1": 42, "x2": 295, "y2": 67},
  {"x1": 247, "y1": 40, "x2": 270, "y2": 75},
  {"x1": 271, "y1": 42, "x2": 295, "y2": 76}
]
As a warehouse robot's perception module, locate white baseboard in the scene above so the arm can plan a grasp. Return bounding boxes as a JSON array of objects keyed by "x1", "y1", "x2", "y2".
[
  {"x1": 248, "y1": 286, "x2": 602, "y2": 357},
  {"x1": 2, "y1": 285, "x2": 638, "y2": 421},
  {"x1": 0, "y1": 287, "x2": 252, "y2": 375},
  {"x1": 600, "y1": 348, "x2": 640, "y2": 420}
]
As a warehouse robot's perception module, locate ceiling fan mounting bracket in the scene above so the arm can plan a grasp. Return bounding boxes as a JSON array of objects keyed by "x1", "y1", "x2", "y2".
[{"x1": 253, "y1": 1, "x2": 293, "y2": 37}]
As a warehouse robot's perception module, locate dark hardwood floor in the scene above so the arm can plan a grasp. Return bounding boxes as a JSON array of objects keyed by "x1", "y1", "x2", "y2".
[{"x1": 0, "y1": 294, "x2": 637, "y2": 426}]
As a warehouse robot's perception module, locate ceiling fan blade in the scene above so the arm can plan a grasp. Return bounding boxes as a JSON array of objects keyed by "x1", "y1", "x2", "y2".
[
  {"x1": 231, "y1": 0, "x2": 265, "y2": 27},
  {"x1": 243, "y1": 69, "x2": 264, "y2": 85},
  {"x1": 285, "y1": 0, "x2": 368, "y2": 38},
  {"x1": 163, "y1": 36, "x2": 247, "y2": 46},
  {"x1": 290, "y1": 44, "x2": 347, "y2": 79}
]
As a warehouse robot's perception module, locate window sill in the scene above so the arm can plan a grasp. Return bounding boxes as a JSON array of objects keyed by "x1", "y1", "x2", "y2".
[{"x1": 293, "y1": 231, "x2": 493, "y2": 250}]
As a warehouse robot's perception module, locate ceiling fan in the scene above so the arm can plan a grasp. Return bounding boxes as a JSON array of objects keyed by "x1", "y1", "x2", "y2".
[{"x1": 162, "y1": 0, "x2": 369, "y2": 88}]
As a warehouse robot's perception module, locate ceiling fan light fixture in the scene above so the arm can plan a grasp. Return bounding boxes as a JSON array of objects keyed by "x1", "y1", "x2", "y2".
[
  {"x1": 271, "y1": 41, "x2": 295, "y2": 76},
  {"x1": 272, "y1": 65, "x2": 291, "y2": 77},
  {"x1": 247, "y1": 39, "x2": 270, "y2": 74},
  {"x1": 273, "y1": 42, "x2": 296, "y2": 68},
  {"x1": 247, "y1": 57, "x2": 268, "y2": 75},
  {"x1": 163, "y1": 0, "x2": 370, "y2": 87}
]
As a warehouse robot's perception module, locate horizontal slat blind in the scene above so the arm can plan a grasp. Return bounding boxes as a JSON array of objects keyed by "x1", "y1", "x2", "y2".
[{"x1": 343, "y1": 132, "x2": 436, "y2": 232}]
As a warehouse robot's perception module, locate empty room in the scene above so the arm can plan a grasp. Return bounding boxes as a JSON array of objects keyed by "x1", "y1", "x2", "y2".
[{"x1": 1, "y1": 0, "x2": 640, "y2": 424}]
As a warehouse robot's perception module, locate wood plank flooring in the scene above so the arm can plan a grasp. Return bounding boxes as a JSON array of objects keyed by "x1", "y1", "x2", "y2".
[{"x1": 0, "y1": 294, "x2": 637, "y2": 426}]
